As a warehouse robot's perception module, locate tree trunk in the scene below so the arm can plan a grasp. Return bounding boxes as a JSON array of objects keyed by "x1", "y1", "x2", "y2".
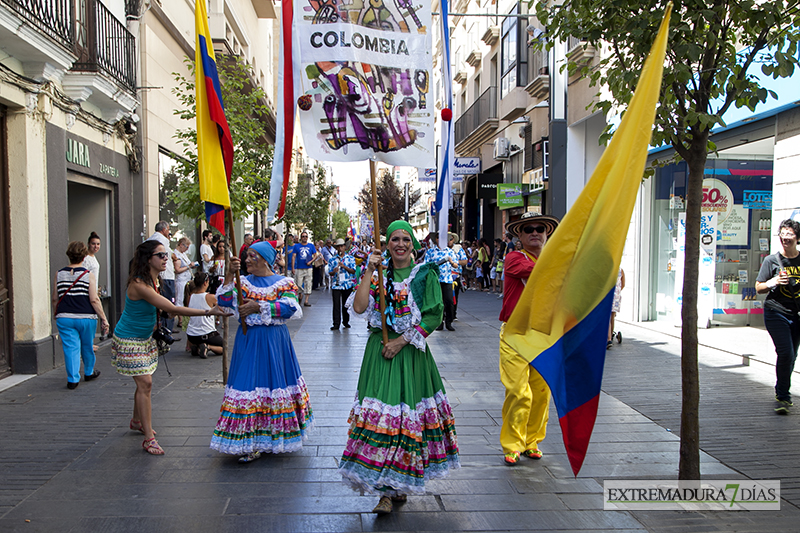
[{"x1": 678, "y1": 131, "x2": 710, "y2": 480}]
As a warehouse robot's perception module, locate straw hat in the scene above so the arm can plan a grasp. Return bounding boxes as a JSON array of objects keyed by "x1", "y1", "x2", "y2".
[
  {"x1": 505, "y1": 212, "x2": 560, "y2": 237},
  {"x1": 447, "y1": 232, "x2": 459, "y2": 244},
  {"x1": 333, "y1": 238, "x2": 345, "y2": 246}
]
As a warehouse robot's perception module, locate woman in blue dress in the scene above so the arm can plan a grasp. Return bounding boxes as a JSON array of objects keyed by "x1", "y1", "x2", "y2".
[{"x1": 211, "y1": 241, "x2": 313, "y2": 463}]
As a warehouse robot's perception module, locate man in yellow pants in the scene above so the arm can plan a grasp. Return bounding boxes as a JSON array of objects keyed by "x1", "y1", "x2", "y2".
[{"x1": 497, "y1": 212, "x2": 559, "y2": 465}]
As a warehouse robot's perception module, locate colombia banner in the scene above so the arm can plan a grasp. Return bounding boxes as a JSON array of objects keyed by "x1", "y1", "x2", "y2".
[
  {"x1": 195, "y1": 0, "x2": 232, "y2": 234},
  {"x1": 291, "y1": 0, "x2": 435, "y2": 167},
  {"x1": 505, "y1": 4, "x2": 672, "y2": 476}
]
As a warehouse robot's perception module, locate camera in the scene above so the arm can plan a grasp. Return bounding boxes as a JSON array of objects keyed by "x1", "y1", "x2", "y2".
[{"x1": 152, "y1": 327, "x2": 175, "y2": 345}]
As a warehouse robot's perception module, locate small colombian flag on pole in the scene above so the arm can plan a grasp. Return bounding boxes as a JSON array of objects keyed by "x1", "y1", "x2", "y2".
[
  {"x1": 195, "y1": 0, "x2": 233, "y2": 234},
  {"x1": 504, "y1": 3, "x2": 672, "y2": 476}
]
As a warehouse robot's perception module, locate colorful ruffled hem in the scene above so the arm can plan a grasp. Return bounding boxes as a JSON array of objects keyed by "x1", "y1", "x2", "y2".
[
  {"x1": 211, "y1": 380, "x2": 314, "y2": 455},
  {"x1": 110, "y1": 334, "x2": 158, "y2": 376},
  {"x1": 338, "y1": 390, "x2": 460, "y2": 495}
]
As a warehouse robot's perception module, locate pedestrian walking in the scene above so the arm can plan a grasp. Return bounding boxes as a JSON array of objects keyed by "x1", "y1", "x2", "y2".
[
  {"x1": 147, "y1": 221, "x2": 176, "y2": 332},
  {"x1": 321, "y1": 239, "x2": 334, "y2": 289},
  {"x1": 200, "y1": 229, "x2": 215, "y2": 273},
  {"x1": 497, "y1": 212, "x2": 559, "y2": 465},
  {"x1": 448, "y1": 233, "x2": 467, "y2": 321},
  {"x1": 756, "y1": 219, "x2": 800, "y2": 414},
  {"x1": 339, "y1": 220, "x2": 459, "y2": 514},
  {"x1": 173, "y1": 237, "x2": 198, "y2": 329},
  {"x1": 423, "y1": 233, "x2": 458, "y2": 331},
  {"x1": 327, "y1": 238, "x2": 356, "y2": 330},
  {"x1": 82, "y1": 231, "x2": 101, "y2": 281},
  {"x1": 53, "y1": 241, "x2": 109, "y2": 389},
  {"x1": 112, "y1": 240, "x2": 229, "y2": 455},
  {"x1": 211, "y1": 241, "x2": 313, "y2": 463},
  {"x1": 290, "y1": 231, "x2": 317, "y2": 307},
  {"x1": 477, "y1": 238, "x2": 492, "y2": 291},
  {"x1": 607, "y1": 269, "x2": 625, "y2": 349}
]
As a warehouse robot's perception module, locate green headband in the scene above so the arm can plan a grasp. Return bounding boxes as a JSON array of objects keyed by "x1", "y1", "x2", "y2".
[{"x1": 385, "y1": 220, "x2": 420, "y2": 250}]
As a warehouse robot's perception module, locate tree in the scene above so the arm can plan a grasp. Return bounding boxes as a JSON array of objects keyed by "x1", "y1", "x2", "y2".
[
  {"x1": 332, "y1": 209, "x2": 350, "y2": 239},
  {"x1": 535, "y1": 0, "x2": 800, "y2": 479},
  {"x1": 357, "y1": 170, "x2": 421, "y2": 231},
  {"x1": 168, "y1": 56, "x2": 273, "y2": 223},
  {"x1": 283, "y1": 164, "x2": 336, "y2": 240}
]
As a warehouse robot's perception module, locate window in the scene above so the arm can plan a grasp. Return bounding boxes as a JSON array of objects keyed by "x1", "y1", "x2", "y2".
[{"x1": 500, "y1": 4, "x2": 527, "y2": 97}]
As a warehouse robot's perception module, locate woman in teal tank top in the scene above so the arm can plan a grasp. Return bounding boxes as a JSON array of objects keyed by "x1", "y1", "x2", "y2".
[{"x1": 112, "y1": 240, "x2": 230, "y2": 455}]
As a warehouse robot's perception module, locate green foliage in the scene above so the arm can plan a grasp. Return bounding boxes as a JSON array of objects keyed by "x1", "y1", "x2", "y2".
[
  {"x1": 533, "y1": 0, "x2": 800, "y2": 163},
  {"x1": 331, "y1": 209, "x2": 350, "y2": 239},
  {"x1": 169, "y1": 56, "x2": 273, "y2": 223},
  {"x1": 357, "y1": 170, "x2": 421, "y2": 231},
  {"x1": 283, "y1": 164, "x2": 336, "y2": 240}
]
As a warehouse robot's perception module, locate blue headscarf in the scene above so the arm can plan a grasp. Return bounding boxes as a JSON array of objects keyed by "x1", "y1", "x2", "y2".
[{"x1": 249, "y1": 241, "x2": 276, "y2": 266}]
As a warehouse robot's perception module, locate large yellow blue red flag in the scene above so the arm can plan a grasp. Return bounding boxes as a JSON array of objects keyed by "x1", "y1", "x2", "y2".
[
  {"x1": 505, "y1": 4, "x2": 671, "y2": 476},
  {"x1": 195, "y1": 0, "x2": 233, "y2": 234}
]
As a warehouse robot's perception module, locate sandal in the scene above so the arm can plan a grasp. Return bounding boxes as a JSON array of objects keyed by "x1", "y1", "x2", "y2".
[
  {"x1": 238, "y1": 451, "x2": 262, "y2": 464},
  {"x1": 504, "y1": 451, "x2": 520, "y2": 466},
  {"x1": 372, "y1": 496, "x2": 393, "y2": 515},
  {"x1": 130, "y1": 419, "x2": 156, "y2": 436},
  {"x1": 522, "y1": 448, "x2": 543, "y2": 460},
  {"x1": 142, "y1": 437, "x2": 164, "y2": 455}
]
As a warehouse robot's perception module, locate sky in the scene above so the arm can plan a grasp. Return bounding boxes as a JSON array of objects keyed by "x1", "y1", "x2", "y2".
[{"x1": 327, "y1": 160, "x2": 371, "y2": 215}]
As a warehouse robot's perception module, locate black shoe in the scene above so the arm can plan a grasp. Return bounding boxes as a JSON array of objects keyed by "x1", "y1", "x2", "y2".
[
  {"x1": 84, "y1": 370, "x2": 101, "y2": 382},
  {"x1": 199, "y1": 343, "x2": 208, "y2": 359},
  {"x1": 775, "y1": 399, "x2": 792, "y2": 414},
  {"x1": 343, "y1": 324, "x2": 351, "y2": 329},
  {"x1": 446, "y1": 324, "x2": 455, "y2": 331},
  {"x1": 67, "y1": 382, "x2": 79, "y2": 390},
  {"x1": 331, "y1": 326, "x2": 339, "y2": 330}
]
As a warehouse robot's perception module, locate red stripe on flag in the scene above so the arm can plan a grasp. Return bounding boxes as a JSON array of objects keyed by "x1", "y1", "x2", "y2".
[
  {"x1": 558, "y1": 394, "x2": 600, "y2": 476},
  {"x1": 203, "y1": 77, "x2": 234, "y2": 182}
]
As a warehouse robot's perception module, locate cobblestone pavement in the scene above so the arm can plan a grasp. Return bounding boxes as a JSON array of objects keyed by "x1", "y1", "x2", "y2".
[{"x1": 1, "y1": 288, "x2": 799, "y2": 532}]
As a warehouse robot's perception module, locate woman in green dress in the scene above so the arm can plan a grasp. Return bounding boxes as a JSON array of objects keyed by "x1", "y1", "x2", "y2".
[{"x1": 339, "y1": 220, "x2": 460, "y2": 515}]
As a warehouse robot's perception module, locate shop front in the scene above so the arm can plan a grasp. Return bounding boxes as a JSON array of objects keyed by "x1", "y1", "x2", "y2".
[{"x1": 649, "y1": 159, "x2": 773, "y2": 327}]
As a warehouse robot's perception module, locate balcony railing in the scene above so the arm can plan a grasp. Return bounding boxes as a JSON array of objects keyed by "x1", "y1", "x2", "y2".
[
  {"x1": 1, "y1": 0, "x2": 73, "y2": 49},
  {"x1": 73, "y1": 0, "x2": 136, "y2": 94},
  {"x1": 455, "y1": 86, "x2": 498, "y2": 147}
]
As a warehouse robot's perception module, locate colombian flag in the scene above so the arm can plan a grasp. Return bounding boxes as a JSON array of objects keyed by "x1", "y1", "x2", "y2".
[
  {"x1": 195, "y1": 0, "x2": 233, "y2": 234},
  {"x1": 504, "y1": 4, "x2": 671, "y2": 476}
]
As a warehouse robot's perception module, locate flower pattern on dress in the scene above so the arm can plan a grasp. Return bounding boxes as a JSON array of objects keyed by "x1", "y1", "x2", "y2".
[
  {"x1": 345, "y1": 264, "x2": 427, "y2": 350},
  {"x1": 217, "y1": 277, "x2": 302, "y2": 327},
  {"x1": 423, "y1": 246, "x2": 456, "y2": 283}
]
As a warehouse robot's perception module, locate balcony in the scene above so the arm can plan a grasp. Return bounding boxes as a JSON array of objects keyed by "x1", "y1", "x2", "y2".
[
  {"x1": 71, "y1": 0, "x2": 136, "y2": 94},
  {"x1": 454, "y1": 86, "x2": 499, "y2": 154},
  {"x1": 481, "y1": 25, "x2": 499, "y2": 46},
  {"x1": 454, "y1": 70, "x2": 467, "y2": 85},
  {"x1": 466, "y1": 48, "x2": 481, "y2": 67},
  {"x1": 566, "y1": 36, "x2": 596, "y2": 65},
  {"x1": 0, "y1": 0, "x2": 77, "y2": 77},
  {"x1": 525, "y1": 48, "x2": 549, "y2": 100}
]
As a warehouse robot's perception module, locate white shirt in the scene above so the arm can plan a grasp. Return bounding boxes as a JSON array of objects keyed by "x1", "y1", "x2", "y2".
[
  {"x1": 147, "y1": 231, "x2": 175, "y2": 280},
  {"x1": 200, "y1": 243, "x2": 214, "y2": 272},
  {"x1": 82, "y1": 255, "x2": 100, "y2": 281}
]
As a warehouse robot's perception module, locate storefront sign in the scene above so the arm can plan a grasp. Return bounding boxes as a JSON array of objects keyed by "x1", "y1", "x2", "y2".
[
  {"x1": 454, "y1": 157, "x2": 481, "y2": 175},
  {"x1": 743, "y1": 190, "x2": 772, "y2": 210},
  {"x1": 478, "y1": 172, "x2": 504, "y2": 199},
  {"x1": 717, "y1": 204, "x2": 748, "y2": 246},
  {"x1": 66, "y1": 138, "x2": 90, "y2": 168},
  {"x1": 497, "y1": 184, "x2": 523, "y2": 210},
  {"x1": 701, "y1": 178, "x2": 733, "y2": 223},
  {"x1": 418, "y1": 167, "x2": 436, "y2": 182}
]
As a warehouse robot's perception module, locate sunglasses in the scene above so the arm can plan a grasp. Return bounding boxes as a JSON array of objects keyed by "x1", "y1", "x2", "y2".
[
  {"x1": 151, "y1": 252, "x2": 169, "y2": 259},
  {"x1": 522, "y1": 225, "x2": 547, "y2": 234}
]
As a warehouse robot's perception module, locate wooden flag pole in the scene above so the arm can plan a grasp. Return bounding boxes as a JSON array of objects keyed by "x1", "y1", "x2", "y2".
[
  {"x1": 226, "y1": 209, "x2": 247, "y2": 335},
  {"x1": 369, "y1": 160, "x2": 389, "y2": 346}
]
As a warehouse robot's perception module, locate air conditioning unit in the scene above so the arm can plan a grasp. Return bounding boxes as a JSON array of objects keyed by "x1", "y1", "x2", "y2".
[{"x1": 493, "y1": 137, "x2": 510, "y2": 161}]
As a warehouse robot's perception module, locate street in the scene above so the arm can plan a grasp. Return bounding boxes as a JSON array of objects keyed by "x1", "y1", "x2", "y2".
[{"x1": 1, "y1": 288, "x2": 799, "y2": 532}]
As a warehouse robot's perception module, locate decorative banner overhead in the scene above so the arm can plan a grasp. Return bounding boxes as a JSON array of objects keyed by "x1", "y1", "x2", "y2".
[{"x1": 293, "y1": 0, "x2": 434, "y2": 167}]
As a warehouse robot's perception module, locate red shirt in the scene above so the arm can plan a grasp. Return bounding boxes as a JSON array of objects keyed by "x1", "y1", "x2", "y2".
[{"x1": 499, "y1": 250, "x2": 538, "y2": 322}]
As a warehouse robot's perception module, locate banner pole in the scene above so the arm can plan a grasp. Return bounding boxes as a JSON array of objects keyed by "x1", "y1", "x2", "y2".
[
  {"x1": 369, "y1": 160, "x2": 389, "y2": 346},
  {"x1": 226, "y1": 209, "x2": 247, "y2": 336}
]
